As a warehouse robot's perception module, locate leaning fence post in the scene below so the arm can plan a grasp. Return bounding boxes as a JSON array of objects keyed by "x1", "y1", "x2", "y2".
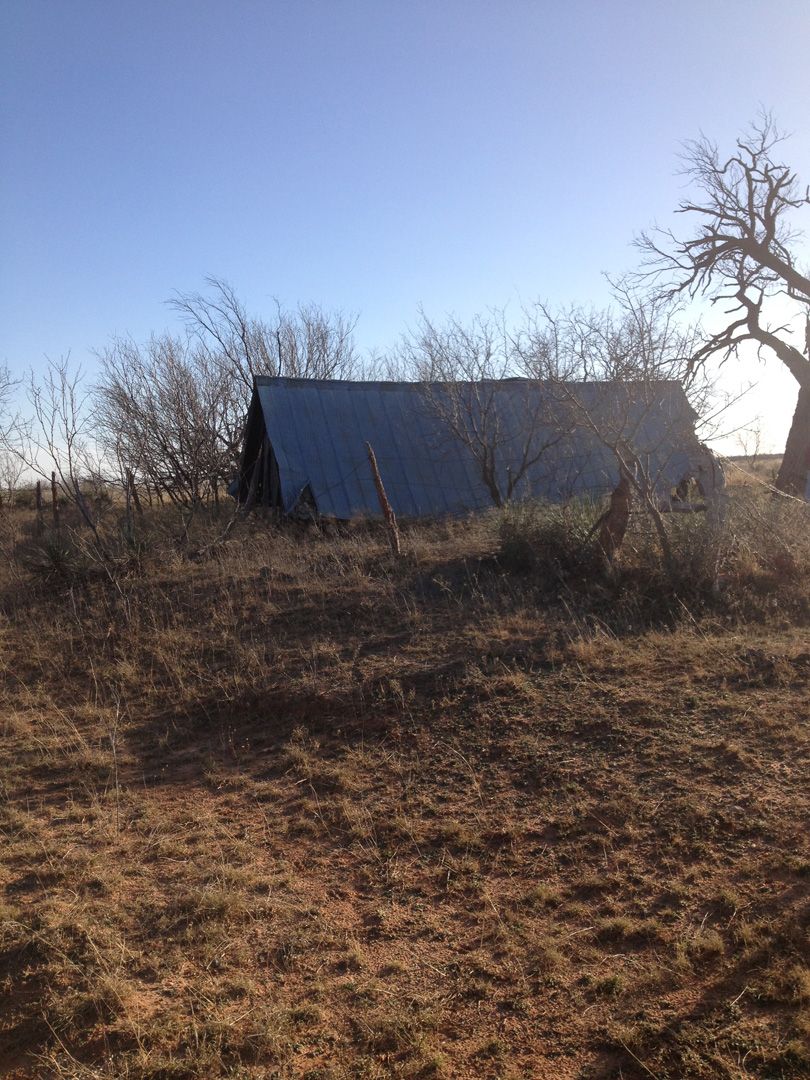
[
  {"x1": 35, "y1": 480, "x2": 44, "y2": 536},
  {"x1": 365, "y1": 441, "x2": 401, "y2": 557}
]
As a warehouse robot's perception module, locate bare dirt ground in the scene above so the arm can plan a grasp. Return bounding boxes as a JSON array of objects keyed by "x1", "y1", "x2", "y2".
[{"x1": 0, "y1": 498, "x2": 808, "y2": 1078}]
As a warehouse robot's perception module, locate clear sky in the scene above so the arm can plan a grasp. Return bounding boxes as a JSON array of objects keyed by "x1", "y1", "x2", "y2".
[{"x1": 3, "y1": 1, "x2": 810, "y2": 450}]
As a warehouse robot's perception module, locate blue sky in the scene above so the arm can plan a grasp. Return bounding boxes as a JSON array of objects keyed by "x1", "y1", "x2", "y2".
[{"x1": 3, "y1": 1, "x2": 810, "y2": 448}]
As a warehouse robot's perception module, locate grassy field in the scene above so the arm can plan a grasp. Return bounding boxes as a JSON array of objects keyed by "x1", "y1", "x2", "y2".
[{"x1": 0, "y1": 476, "x2": 808, "y2": 1078}]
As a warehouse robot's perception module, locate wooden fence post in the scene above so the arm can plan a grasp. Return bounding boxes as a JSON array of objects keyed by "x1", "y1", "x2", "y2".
[
  {"x1": 124, "y1": 475, "x2": 134, "y2": 544},
  {"x1": 366, "y1": 442, "x2": 401, "y2": 557},
  {"x1": 127, "y1": 470, "x2": 144, "y2": 518},
  {"x1": 35, "y1": 480, "x2": 44, "y2": 537}
]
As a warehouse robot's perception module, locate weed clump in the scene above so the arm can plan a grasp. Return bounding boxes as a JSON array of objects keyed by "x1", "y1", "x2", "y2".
[
  {"x1": 497, "y1": 487, "x2": 810, "y2": 627},
  {"x1": 498, "y1": 500, "x2": 603, "y2": 581}
]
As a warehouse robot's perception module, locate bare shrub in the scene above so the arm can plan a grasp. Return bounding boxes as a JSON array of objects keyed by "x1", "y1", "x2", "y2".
[
  {"x1": 498, "y1": 500, "x2": 603, "y2": 580},
  {"x1": 96, "y1": 333, "x2": 241, "y2": 511},
  {"x1": 400, "y1": 309, "x2": 572, "y2": 507},
  {"x1": 171, "y1": 276, "x2": 359, "y2": 392}
]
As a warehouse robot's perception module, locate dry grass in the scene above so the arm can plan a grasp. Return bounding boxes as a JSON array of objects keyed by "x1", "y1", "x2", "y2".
[{"x1": 0, "y1": 479, "x2": 808, "y2": 1078}]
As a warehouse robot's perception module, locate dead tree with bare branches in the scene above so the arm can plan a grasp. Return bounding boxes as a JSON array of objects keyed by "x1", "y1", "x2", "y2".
[
  {"x1": 515, "y1": 290, "x2": 721, "y2": 572},
  {"x1": 170, "y1": 277, "x2": 359, "y2": 394},
  {"x1": 401, "y1": 310, "x2": 572, "y2": 507},
  {"x1": 0, "y1": 357, "x2": 120, "y2": 559},
  {"x1": 96, "y1": 334, "x2": 243, "y2": 512},
  {"x1": 637, "y1": 114, "x2": 810, "y2": 495}
]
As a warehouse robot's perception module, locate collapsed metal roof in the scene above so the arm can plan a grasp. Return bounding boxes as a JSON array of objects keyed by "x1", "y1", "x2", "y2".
[{"x1": 238, "y1": 377, "x2": 703, "y2": 519}]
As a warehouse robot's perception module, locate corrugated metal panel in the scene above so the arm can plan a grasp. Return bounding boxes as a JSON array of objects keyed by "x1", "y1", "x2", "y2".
[{"x1": 253, "y1": 378, "x2": 702, "y2": 519}]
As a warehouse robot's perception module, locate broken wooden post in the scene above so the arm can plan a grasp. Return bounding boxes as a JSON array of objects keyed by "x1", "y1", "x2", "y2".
[
  {"x1": 124, "y1": 474, "x2": 134, "y2": 544},
  {"x1": 50, "y1": 471, "x2": 60, "y2": 531},
  {"x1": 35, "y1": 480, "x2": 44, "y2": 536},
  {"x1": 596, "y1": 469, "x2": 632, "y2": 565},
  {"x1": 366, "y1": 441, "x2": 401, "y2": 557},
  {"x1": 72, "y1": 479, "x2": 91, "y2": 529},
  {"x1": 127, "y1": 470, "x2": 144, "y2": 518}
]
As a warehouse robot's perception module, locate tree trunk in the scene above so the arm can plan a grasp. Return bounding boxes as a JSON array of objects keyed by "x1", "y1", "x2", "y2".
[
  {"x1": 597, "y1": 472, "x2": 632, "y2": 564},
  {"x1": 775, "y1": 382, "x2": 810, "y2": 496}
]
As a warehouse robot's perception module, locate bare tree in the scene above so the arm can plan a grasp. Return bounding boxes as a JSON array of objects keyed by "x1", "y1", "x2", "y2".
[
  {"x1": 96, "y1": 334, "x2": 242, "y2": 511},
  {"x1": 0, "y1": 453, "x2": 25, "y2": 508},
  {"x1": 514, "y1": 290, "x2": 723, "y2": 568},
  {"x1": 637, "y1": 114, "x2": 810, "y2": 495},
  {"x1": 0, "y1": 357, "x2": 105, "y2": 540},
  {"x1": 519, "y1": 286, "x2": 712, "y2": 410},
  {"x1": 400, "y1": 310, "x2": 572, "y2": 507},
  {"x1": 170, "y1": 277, "x2": 359, "y2": 394},
  {"x1": 0, "y1": 362, "x2": 15, "y2": 423},
  {"x1": 0, "y1": 365, "x2": 21, "y2": 507}
]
